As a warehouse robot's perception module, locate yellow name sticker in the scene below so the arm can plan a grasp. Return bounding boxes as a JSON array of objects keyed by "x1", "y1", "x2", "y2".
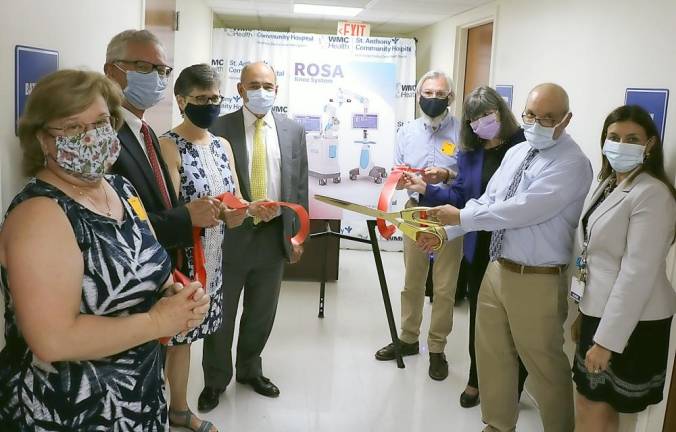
[
  {"x1": 127, "y1": 196, "x2": 148, "y2": 221},
  {"x1": 441, "y1": 141, "x2": 456, "y2": 156}
]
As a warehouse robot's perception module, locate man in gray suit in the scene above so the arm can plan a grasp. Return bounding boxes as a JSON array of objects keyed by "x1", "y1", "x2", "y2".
[{"x1": 198, "y1": 62, "x2": 308, "y2": 411}]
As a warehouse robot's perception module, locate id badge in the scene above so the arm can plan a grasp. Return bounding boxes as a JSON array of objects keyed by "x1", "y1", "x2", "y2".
[{"x1": 569, "y1": 276, "x2": 585, "y2": 303}]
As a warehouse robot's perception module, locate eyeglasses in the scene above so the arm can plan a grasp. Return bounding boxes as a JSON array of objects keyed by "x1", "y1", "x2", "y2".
[
  {"x1": 115, "y1": 60, "x2": 173, "y2": 77},
  {"x1": 420, "y1": 90, "x2": 451, "y2": 99},
  {"x1": 186, "y1": 95, "x2": 224, "y2": 105},
  {"x1": 46, "y1": 116, "x2": 112, "y2": 138},
  {"x1": 521, "y1": 112, "x2": 560, "y2": 128}
]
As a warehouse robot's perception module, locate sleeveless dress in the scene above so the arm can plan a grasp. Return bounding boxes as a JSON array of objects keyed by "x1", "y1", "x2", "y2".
[
  {"x1": 161, "y1": 131, "x2": 236, "y2": 345},
  {"x1": 0, "y1": 175, "x2": 172, "y2": 431}
]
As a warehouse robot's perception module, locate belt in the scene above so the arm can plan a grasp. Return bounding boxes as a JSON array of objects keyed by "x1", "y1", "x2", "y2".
[{"x1": 497, "y1": 258, "x2": 566, "y2": 275}]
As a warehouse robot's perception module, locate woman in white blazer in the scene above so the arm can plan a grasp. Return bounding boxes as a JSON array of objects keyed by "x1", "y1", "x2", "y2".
[{"x1": 571, "y1": 105, "x2": 676, "y2": 432}]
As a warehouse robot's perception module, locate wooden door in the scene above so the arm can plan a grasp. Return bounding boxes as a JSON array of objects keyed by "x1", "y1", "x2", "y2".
[
  {"x1": 463, "y1": 22, "x2": 493, "y2": 100},
  {"x1": 144, "y1": 0, "x2": 176, "y2": 134}
]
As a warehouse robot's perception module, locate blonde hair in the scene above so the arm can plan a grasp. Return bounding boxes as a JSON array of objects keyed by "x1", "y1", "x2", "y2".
[{"x1": 17, "y1": 69, "x2": 124, "y2": 176}]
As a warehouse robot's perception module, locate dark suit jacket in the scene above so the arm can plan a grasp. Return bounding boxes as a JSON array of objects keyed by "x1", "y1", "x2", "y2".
[
  {"x1": 210, "y1": 108, "x2": 308, "y2": 259},
  {"x1": 423, "y1": 129, "x2": 526, "y2": 262},
  {"x1": 111, "y1": 122, "x2": 192, "y2": 251}
]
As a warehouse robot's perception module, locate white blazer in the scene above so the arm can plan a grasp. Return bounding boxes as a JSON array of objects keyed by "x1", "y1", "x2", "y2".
[{"x1": 576, "y1": 172, "x2": 676, "y2": 354}]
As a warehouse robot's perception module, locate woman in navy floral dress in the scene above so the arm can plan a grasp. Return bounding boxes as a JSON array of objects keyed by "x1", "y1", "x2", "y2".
[
  {"x1": 0, "y1": 70, "x2": 209, "y2": 431},
  {"x1": 159, "y1": 64, "x2": 251, "y2": 432}
]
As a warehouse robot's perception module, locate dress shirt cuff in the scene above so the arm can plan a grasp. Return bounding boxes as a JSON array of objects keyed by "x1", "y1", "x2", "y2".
[
  {"x1": 459, "y1": 207, "x2": 480, "y2": 232},
  {"x1": 444, "y1": 225, "x2": 465, "y2": 242},
  {"x1": 442, "y1": 168, "x2": 457, "y2": 185}
]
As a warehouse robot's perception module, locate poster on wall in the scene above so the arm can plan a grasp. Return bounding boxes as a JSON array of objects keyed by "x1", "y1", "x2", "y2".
[
  {"x1": 212, "y1": 29, "x2": 417, "y2": 250},
  {"x1": 15, "y1": 45, "x2": 59, "y2": 135},
  {"x1": 624, "y1": 88, "x2": 669, "y2": 139},
  {"x1": 495, "y1": 85, "x2": 513, "y2": 109}
]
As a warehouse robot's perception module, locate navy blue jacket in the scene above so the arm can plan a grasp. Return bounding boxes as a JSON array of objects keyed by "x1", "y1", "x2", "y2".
[{"x1": 423, "y1": 129, "x2": 526, "y2": 262}]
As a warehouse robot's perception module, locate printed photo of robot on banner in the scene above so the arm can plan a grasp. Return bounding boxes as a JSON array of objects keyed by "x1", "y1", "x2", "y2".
[{"x1": 212, "y1": 29, "x2": 417, "y2": 250}]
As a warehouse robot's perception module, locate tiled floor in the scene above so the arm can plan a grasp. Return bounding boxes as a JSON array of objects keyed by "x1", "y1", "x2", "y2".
[{"x1": 178, "y1": 249, "x2": 547, "y2": 432}]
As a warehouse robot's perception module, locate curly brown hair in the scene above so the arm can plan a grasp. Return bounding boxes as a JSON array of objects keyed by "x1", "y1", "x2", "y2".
[{"x1": 17, "y1": 69, "x2": 124, "y2": 176}]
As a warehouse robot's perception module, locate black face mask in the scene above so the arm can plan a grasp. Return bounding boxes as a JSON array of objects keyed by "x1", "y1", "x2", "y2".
[
  {"x1": 419, "y1": 96, "x2": 448, "y2": 118},
  {"x1": 184, "y1": 103, "x2": 221, "y2": 129}
]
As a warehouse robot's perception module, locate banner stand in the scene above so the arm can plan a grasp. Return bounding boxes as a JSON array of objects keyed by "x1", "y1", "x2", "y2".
[{"x1": 310, "y1": 219, "x2": 405, "y2": 369}]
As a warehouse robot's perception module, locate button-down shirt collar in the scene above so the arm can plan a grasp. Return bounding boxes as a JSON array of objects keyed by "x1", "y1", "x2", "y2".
[{"x1": 121, "y1": 107, "x2": 149, "y2": 160}]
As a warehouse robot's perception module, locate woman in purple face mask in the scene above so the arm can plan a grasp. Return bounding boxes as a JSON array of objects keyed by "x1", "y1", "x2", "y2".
[{"x1": 402, "y1": 85, "x2": 528, "y2": 408}]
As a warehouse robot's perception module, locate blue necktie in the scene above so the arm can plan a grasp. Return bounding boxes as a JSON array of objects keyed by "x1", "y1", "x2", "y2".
[{"x1": 488, "y1": 148, "x2": 539, "y2": 261}]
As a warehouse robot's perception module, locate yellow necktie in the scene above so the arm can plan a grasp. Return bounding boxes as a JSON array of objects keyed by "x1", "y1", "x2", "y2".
[{"x1": 250, "y1": 118, "x2": 267, "y2": 223}]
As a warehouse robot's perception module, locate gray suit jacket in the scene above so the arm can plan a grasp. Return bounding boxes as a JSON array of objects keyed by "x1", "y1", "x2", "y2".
[
  {"x1": 210, "y1": 108, "x2": 308, "y2": 259},
  {"x1": 576, "y1": 172, "x2": 676, "y2": 353}
]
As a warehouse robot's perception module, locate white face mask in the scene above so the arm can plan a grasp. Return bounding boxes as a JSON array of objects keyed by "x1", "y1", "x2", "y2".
[
  {"x1": 602, "y1": 140, "x2": 645, "y2": 173},
  {"x1": 245, "y1": 88, "x2": 276, "y2": 115},
  {"x1": 523, "y1": 122, "x2": 559, "y2": 150}
]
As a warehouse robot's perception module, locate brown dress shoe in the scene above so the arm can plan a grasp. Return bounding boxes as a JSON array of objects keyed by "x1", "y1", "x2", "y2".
[{"x1": 429, "y1": 352, "x2": 449, "y2": 380}]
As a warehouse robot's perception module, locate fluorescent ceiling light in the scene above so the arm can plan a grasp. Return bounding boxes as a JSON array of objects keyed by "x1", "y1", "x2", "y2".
[{"x1": 293, "y1": 3, "x2": 362, "y2": 17}]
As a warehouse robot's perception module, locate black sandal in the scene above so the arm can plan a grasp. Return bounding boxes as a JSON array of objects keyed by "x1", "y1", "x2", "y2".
[{"x1": 169, "y1": 408, "x2": 217, "y2": 432}]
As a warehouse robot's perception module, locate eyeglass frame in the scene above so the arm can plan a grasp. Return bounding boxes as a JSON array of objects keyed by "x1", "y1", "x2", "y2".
[
  {"x1": 113, "y1": 59, "x2": 173, "y2": 78},
  {"x1": 183, "y1": 94, "x2": 225, "y2": 105},
  {"x1": 420, "y1": 89, "x2": 452, "y2": 99},
  {"x1": 521, "y1": 111, "x2": 567, "y2": 128},
  {"x1": 45, "y1": 116, "x2": 113, "y2": 138}
]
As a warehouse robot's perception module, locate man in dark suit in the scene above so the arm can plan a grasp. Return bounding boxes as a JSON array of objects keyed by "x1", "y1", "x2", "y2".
[
  {"x1": 199, "y1": 61, "x2": 308, "y2": 410},
  {"x1": 103, "y1": 29, "x2": 221, "y2": 256}
]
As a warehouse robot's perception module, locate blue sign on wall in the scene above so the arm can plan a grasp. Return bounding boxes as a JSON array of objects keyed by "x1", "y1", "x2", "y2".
[
  {"x1": 624, "y1": 88, "x2": 669, "y2": 140},
  {"x1": 15, "y1": 45, "x2": 59, "y2": 135},
  {"x1": 495, "y1": 85, "x2": 514, "y2": 109}
]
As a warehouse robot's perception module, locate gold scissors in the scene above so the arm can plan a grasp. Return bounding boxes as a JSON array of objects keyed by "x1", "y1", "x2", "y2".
[{"x1": 314, "y1": 194, "x2": 446, "y2": 251}]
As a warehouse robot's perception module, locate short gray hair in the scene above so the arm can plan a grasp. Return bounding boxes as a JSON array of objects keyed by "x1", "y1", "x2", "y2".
[
  {"x1": 106, "y1": 29, "x2": 162, "y2": 63},
  {"x1": 416, "y1": 70, "x2": 454, "y2": 98}
]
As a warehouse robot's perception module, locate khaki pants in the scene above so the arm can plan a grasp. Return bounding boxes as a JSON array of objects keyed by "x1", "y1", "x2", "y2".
[
  {"x1": 400, "y1": 199, "x2": 462, "y2": 353},
  {"x1": 476, "y1": 261, "x2": 574, "y2": 432}
]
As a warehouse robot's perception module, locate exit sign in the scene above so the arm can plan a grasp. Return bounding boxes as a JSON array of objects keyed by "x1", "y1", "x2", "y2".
[{"x1": 337, "y1": 21, "x2": 370, "y2": 37}]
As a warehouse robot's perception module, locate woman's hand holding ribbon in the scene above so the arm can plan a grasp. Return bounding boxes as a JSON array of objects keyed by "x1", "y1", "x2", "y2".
[{"x1": 219, "y1": 198, "x2": 247, "y2": 228}]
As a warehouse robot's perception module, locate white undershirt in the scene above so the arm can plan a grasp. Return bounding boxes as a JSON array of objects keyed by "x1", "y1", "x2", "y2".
[{"x1": 121, "y1": 107, "x2": 150, "y2": 162}]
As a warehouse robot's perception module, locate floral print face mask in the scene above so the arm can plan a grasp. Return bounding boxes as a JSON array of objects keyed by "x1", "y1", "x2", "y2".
[{"x1": 53, "y1": 124, "x2": 121, "y2": 182}]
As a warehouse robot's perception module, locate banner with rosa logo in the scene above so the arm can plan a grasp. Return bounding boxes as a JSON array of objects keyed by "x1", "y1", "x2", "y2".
[{"x1": 212, "y1": 29, "x2": 417, "y2": 250}]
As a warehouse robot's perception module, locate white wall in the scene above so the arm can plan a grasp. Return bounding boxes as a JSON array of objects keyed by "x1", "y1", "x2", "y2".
[
  {"x1": 414, "y1": 0, "x2": 676, "y2": 430},
  {"x1": 410, "y1": 2, "x2": 498, "y2": 114},
  {"x1": 0, "y1": 0, "x2": 145, "y2": 212},
  {"x1": 171, "y1": 0, "x2": 213, "y2": 126},
  {"x1": 492, "y1": 0, "x2": 676, "y2": 178}
]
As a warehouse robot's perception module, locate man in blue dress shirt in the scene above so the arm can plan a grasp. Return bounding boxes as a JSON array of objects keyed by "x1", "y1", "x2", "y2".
[
  {"x1": 422, "y1": 83, "x2": 592, "y2": 432},
  {"x1": 374, "y1": 70, "x2": 463, "y2": 382}
]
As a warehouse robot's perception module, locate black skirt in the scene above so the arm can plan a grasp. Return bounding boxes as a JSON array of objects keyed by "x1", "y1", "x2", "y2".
[{"x1": 572, "y1": 313, "x2": 673, "y2": 413}]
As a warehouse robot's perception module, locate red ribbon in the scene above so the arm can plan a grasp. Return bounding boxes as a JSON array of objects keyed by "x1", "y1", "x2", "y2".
[
  {"x1": 159, "y1": 194, "x2": 308, "y2": 345},
  {"x1": 191, "y1": 192, "x2": 310, "y2": 287},
  {"x1": 376, "y1": 166, "x2": 424, "y2": 239}
]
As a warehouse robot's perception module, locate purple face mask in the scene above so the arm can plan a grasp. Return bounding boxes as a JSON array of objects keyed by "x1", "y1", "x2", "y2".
[{"x1": 470, "y1": 112, "x2": 500, "y2": 140}]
